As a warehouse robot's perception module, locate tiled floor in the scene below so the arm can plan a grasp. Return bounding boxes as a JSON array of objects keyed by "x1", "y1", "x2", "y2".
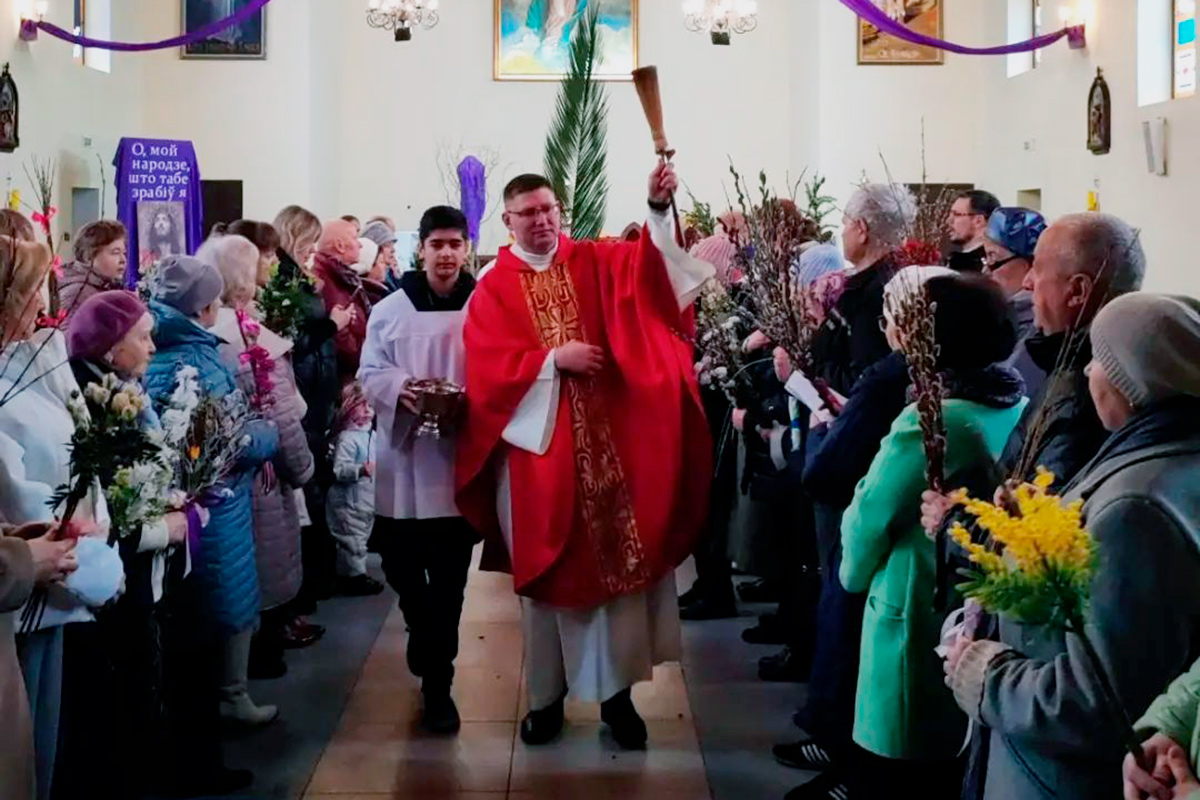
[
  {"x1": 302, "y1": 563, "x2": 713, "y2": 800},
  {"x1": 222, "y1": 555, "x2": 819, "y2": 800}
]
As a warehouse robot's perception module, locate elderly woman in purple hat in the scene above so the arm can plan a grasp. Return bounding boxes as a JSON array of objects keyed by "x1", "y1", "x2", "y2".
[{"x1": 60, "y1": 290, "x2": 190, "y2": 799}]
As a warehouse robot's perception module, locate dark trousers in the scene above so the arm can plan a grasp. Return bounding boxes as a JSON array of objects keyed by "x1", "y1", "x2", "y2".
[
  {"x1": 795, "y1": 507, "x2": 866, "y2": 761},
  {"x1": 54, "y1": 603, "x2": 169, "y2": 800},
  {"x1": 159, "y1": 580, "x2": 227, "y2": 786},
  {"x1": 300, "y1": 478, "x2": 337, "y2": 604},
  {"x1": 849, "y1": 747, "x2": 965, "y2": 798},
  {"x1": 774, "y1": 490, "x2": 819, "y2": 651},
  {"x1": 376, "y1": 516, "x2": 478, "y2": 694}
]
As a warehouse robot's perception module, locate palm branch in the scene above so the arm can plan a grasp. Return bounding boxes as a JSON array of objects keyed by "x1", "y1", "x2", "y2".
[{"x1": 543, "y1": 1, "x2": 609, "y2": 241}]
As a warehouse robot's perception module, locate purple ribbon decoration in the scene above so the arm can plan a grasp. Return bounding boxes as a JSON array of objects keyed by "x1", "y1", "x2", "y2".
[
  {"x1": 21, "y1": 0, "x2": 274, "y2": 51},
  {"x1": 184, "y1": 501, "x2": 203, "y2": 561},
  {"x1": 457, "y1": 156, "x2": 487, "y2": 249},
  {"x1": 839, "y1": 0, "x2": 1086, "y2": 55}
]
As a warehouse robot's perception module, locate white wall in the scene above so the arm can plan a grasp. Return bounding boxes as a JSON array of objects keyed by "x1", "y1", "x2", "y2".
[
  {"x1": 980, "y1": 0, "x2": 1200, "y2": 295},
  {"x1": 813, "y1": 0, "x2": 988, "y2": 209},
  {"x1": 126, "y1": 0, "x2": 987, "y2": 254},
  {"x1": 0, "y1": 0, "x2": 144, "y2": 248}
]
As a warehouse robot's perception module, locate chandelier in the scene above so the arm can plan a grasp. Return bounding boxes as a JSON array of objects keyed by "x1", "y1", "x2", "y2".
[
  {"x1": 682, "y1": 0, "x2": 758, "y2": 45},
  {"x1": 366, "y1": 0, "x2": 440, "y2": 42}
]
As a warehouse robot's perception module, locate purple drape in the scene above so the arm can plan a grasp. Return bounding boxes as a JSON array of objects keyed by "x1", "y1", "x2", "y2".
[
  {"x1": 839, "y1": 0, "x2": 1086, "y2": 55},
  {"x1": 21, "y1": 0, "x2": 273, "y2": 51},
  {"x1": 457, "y1": 157, "x2": 487, "y2": 249}
]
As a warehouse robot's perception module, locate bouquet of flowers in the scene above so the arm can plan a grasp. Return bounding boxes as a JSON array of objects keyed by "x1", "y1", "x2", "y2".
[
  {"x1": 256, "y1": 265, "x2": 311, "y2": 340},
  {"x1": 51, "y1": 374, "x2": 162, "y2": 531},
  {"x1": 235, "y1": 309, "x2": 275, "y2": 412},
  {"x1": 695, "y1": 281, "x2": 747, "y2": 402},
  {"x1": 951, "y1": 467, "x2": 1145, "y2": 765},
  {"x1": 157, "y1": 364, "x2": 252, "y2": 506}
]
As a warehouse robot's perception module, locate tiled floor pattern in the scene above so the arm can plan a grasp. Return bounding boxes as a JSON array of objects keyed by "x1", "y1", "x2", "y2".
[{"x1": 301, "y1": 566, "x2": 714, "y2": 800}]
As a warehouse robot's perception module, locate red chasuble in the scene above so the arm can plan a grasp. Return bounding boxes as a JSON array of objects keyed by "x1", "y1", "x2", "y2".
[{"x1": 456, "y1": 231, "x2": 712, "y2": 609}]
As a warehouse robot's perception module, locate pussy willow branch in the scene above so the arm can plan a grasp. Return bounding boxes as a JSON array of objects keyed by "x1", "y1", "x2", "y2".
[{"x1": 893, "y1": 283, "x2": 947, "y2": 492}]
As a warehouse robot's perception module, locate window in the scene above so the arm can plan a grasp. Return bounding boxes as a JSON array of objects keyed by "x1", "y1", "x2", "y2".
[
  {"x1": 1007, "y1": 0, "x2": 1035, "y2": 77},
  {"x1": 1176, "y1": 0, "x2": 1197, "y2": 98},
  {"x1": 1139, "y1": 0, "x2": 1174, "y2": 106},
  {"x1": 83, "y1": 0, "x2": 110, "y2": 74}
]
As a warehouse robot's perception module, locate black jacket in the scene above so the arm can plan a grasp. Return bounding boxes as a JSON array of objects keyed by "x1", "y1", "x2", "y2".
[
  {"x1": 996, "y1": 328, "x2": 1109, "y2": 486},
  {"x1": 276, "y1": 248, "x2": 341, "y2": 468},
  {"x1": 810, "y1": 258, "x2": 894, "y2": 396},
  {"x1": 947, "y1": 246, "x2": 986, "y2": 274}
]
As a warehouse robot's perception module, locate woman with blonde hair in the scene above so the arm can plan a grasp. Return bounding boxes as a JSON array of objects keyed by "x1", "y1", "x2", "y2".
[{"x1": 272, "y1": 206, "x2": 350, "y2": 611}]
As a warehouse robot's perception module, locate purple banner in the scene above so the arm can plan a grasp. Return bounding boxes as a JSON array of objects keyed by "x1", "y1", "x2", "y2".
[
  {"x1": 21, "y1": 0, "x2": 273, "y2": 52},
  {"x1": 112, "y1": 138, "x2": 205, "y2": 288},
  {"x1": 458, "y1": 156, "x2": 487, "y2": 249},
  {"x1": 839, "y1": 0, "x2": 1086, "y2": 55}
]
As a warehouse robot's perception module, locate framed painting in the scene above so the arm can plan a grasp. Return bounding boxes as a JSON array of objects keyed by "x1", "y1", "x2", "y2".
[
  {"x1": 495, "y1": 0, "x2": 638, "y2": 82},
  {"x1": 181, "y1": 0, "x2": 267, "y2": 60},
  {"x1": 858, "y1": 0, "x2": 944, "y2": 66}
]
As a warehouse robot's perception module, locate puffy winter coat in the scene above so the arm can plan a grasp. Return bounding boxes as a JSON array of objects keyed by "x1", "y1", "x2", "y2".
[
  {"x1": 326, "y1": 427, "x2": 374, "y2": 545},
  {"x1": 144, "y1": 301, "x2": 278, "y2": 634},
  {"x1": 56, "y1": 261, "x2": 123, "y2": 330},
  {"x1": 211, "y1": 308, "x2": 314, "y2": 610}
]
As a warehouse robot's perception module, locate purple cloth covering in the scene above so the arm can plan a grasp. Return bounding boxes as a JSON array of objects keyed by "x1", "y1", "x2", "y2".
[
  {"x1": 24, "y1": 0, "x2": 272, "y2": 51},
  {"x1": 112, "y1": 138, "x2": 205, "y2": 289},
  {"x1": 839, "y1": 0, "x2": 1085, "y2": 55},
  {"x1": 457, "y1": 157, "x2": 487, "y2": 249}
]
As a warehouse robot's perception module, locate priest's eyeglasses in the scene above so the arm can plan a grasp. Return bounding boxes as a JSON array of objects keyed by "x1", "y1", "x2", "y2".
[{"x1": 508, "y1": 203, "x2": 562, "y2": 221}]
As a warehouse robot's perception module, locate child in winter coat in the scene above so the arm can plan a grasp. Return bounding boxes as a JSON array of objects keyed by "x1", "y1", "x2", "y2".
[{"x1": 326, "y1": 383, "x2": 377, "y2": 593}]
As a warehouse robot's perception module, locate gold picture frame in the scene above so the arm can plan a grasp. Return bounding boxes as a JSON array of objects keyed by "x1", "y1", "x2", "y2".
[
  {"x1": 857, "y1": 0, "x2": 945, "y2": 66},
  {"x1": 494, "y1": 0, "x2": 639, "y2": 82}
]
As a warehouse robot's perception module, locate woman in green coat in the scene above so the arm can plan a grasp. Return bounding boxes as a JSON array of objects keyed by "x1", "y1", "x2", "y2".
[{"x1": 839, "y1": 268, "x2": 1027, "y2": 796}]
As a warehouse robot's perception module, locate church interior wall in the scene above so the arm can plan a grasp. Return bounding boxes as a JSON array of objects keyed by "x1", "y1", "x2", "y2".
[{"x1": 0, "y1": 0, "x2": 1192, "y2": 293}]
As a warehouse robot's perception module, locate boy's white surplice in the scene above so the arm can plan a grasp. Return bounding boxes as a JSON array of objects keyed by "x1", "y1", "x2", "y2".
[{"x1": 358, "y1": 289, "x2": 466, "y2": 521}]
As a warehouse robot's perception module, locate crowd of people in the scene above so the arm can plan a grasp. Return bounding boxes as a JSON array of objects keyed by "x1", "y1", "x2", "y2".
[
  {"x1": 680, "y1": 184, "x2": 1200, "y2": 800},
  {"x1": 1, "y1": 167, "x2": 1199, "y2": 800}
]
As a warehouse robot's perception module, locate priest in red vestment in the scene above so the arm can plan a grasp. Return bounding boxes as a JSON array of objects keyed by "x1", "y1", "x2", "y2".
[{"x1": 456, "y1": 164, "x2": 713, "y2": 749}]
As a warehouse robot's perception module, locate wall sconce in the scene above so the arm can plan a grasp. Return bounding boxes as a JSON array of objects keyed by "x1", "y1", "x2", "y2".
[
  {"x1": 1058, "y1": 1, "x2": 1090, "y2": 49},
  {"x1": 19, "y1": 1, "x2": 48, "y2": 41}
]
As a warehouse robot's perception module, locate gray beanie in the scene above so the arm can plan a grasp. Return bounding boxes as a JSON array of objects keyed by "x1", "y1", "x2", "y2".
[
  {"x1": 151, "y1": 255, "x2": 225, "y2": 317},
  {"x1": 360, "y1": 221, "x2": 396, "y2": 250},
  {"x1": 1091, "y1": 293, "x2": 1200, "y2": 408}
]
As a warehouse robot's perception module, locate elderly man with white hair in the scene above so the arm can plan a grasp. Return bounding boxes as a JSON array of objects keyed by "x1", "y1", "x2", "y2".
[
  {"x1": 809, "y1": 183, "x2": 916, "y2": 397},
  {"x1": 312, "y1": 219, "x2": 388, "y2": 385}
]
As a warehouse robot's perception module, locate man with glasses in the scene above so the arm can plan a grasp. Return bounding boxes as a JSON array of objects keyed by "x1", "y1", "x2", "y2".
[
  {"x1": 946, "y1": 190, "x2": 1001, "y2": 273},
  {"x1": 457, "y1": 165, "x2": 714, "y2": 751}
]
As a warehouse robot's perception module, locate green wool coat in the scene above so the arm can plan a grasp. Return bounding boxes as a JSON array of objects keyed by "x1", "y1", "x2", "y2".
[
  {"x1": 840, "y1": 399, "x2": 1026, "y2": 761},
  {"x1": 1139, "y1": 657, "x2": 1200, "y2": 794}
]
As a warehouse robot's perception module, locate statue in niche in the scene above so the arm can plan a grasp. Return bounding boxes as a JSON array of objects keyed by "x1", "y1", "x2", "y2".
[
  {"x1": 0, "y1": 64, "x2": 19, "y2": 153},
  {"x1": 1088, "y1": 68, "x2": 1111, "y2": 155}
]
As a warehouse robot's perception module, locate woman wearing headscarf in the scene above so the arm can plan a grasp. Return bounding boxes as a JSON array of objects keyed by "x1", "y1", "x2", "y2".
[{"x1": 981, "y1": 207, "x2": 1048, "y2": 396}]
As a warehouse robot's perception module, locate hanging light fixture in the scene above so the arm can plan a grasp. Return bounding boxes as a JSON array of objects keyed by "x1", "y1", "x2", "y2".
[
  {"x1": 366, "y1": 0, "x2": 440, "y2": 42},
  {"x1": 682, "y1": 0, "x2": 758, "y2": 46}
]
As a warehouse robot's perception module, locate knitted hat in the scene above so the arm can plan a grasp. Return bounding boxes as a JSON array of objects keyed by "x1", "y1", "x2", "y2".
[
  {"x1": 794, "y1": 243, "x2": 846, "y2": 288},
  {"x1": 986, "y1": 207, "x2": 1047, "y2": 260},
  {"x1": 353, "y1": 238, "x2": 379, "y2": 276},
  {"x1": 1091, "y1": 293, "x2": 1200, "y2": 408},
  {"x1": 360, "y1": 221, "x2": 396, "y2": 250},
  {"x1": 68, "y1": 291, "x2": 148, "y2": 361},
  {"x1": 690, "y1": 232, "x2": 738, "y2": 283},
  {"x1": 151, "y1": 255, "x2": 224, "y2": 317},
  {"x1": 883, "y1": 265, "x2": 957, "y2": 322}
]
